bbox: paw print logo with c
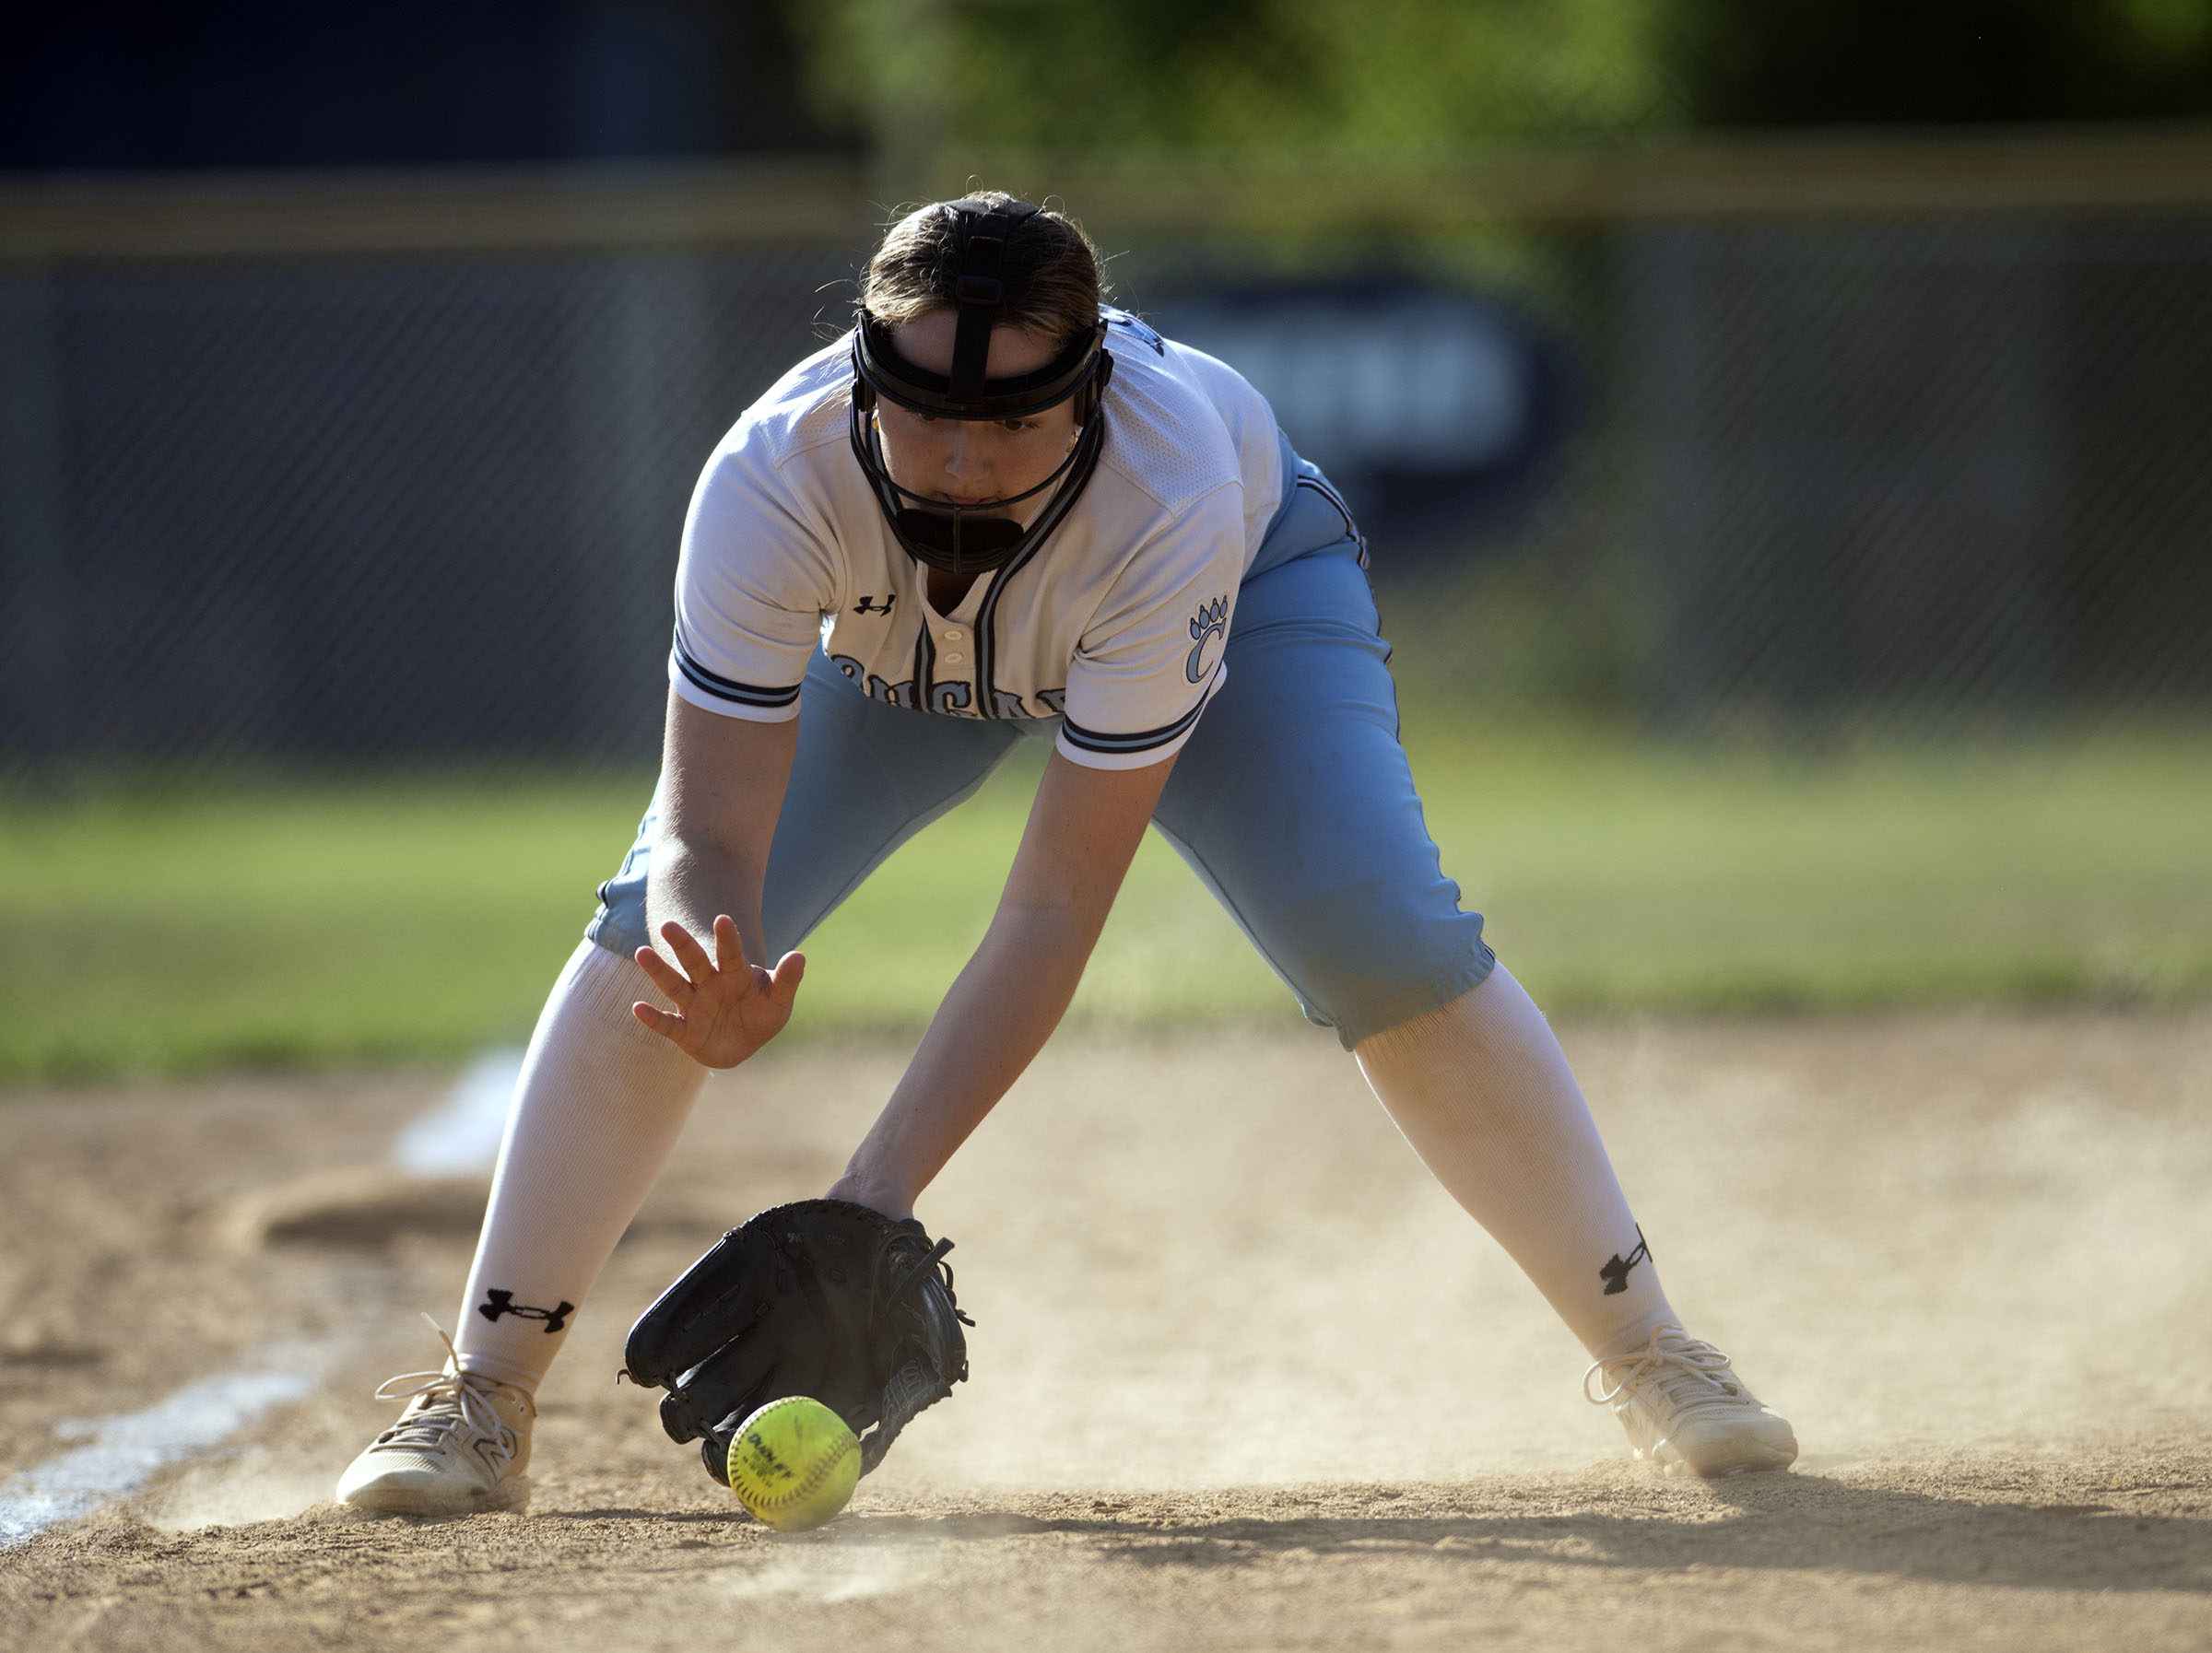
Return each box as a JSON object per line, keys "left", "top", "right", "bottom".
{"left": 1185, "top": 595, "right": 1229, "bottom": 684}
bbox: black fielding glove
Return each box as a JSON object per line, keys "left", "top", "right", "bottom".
{"left": 622, "top": 1199, "right": 971, "bottom": 1483}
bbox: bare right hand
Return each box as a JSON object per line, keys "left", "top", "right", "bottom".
{"left": 632, "top": 915, "right": 806, "bottom": 1070}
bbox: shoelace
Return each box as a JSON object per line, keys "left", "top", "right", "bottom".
{"left": 370, "top": 1318, "right": 510, "bottom": 1455}
{"left": 1583, "top": 1330, "right": 1745, "bottom": 1414}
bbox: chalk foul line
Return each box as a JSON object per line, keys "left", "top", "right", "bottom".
{"left": 0, "top": 1345, "right": 326, "bottom": 1549}
{"left": 4, "top": 1045, "right": 522, "bottom": 1548}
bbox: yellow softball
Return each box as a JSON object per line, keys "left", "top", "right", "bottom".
{"left": 725, "top": 1396, "right": 862, "bottom": 1531}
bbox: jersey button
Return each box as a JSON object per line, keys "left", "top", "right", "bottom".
{"left": 943, "top": 651, "right": 965, "bottom": 664}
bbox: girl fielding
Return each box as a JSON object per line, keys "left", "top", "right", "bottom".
{"left": 337, "top": 195, "right": 1795, "bottom": 1512}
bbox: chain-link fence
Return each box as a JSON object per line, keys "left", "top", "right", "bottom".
{"left": 5, "top": 147, "right": 2211, "bottom": 775}
{"left": 0, "top": 241, "right": 858, "bottom": 768}
{"left": 1621, "top": 215, "right": 2212, "bottom": 734}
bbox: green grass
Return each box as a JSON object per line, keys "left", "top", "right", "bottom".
{"left": 4, "top": 719, "right": 2209, "bottom": 1082}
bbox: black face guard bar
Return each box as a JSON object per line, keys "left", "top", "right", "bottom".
{"left": 853, "top": 312, "right": 1109, "bottom": 423}
{"left": 846, "top": 198, "right": 1115, "bottom": 579}
{"left": 847, "top": 395, "right": 1106, "bottom": 577}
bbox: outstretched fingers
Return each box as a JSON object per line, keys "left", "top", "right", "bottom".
{"left": 633, "top": 943, "right": 695, "bottom": 1004}
{"left": 712, "top": 913, "right": 753, "bottom": 979}
{"left": 631, "top": 920, "right": 721, "bottom": 1048}
{"left": 768, "top": 949, "right": 806, "bottom": 1008}
{"left": 660, "top": 919, "right": 718, "bottom": 985}
{"left": 630, "top": 997, "right": 685, "bottom": 1037}
{"left": 629, "top": 920, "right": 804, "bottom": 1066}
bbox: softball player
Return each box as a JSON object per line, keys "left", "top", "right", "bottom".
{"left": 337, "top": 194, "right": 1796, "bottom": 1513}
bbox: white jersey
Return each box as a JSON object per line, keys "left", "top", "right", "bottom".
{"left": 667, "top": 309, "right": 1284, "bottom": 770}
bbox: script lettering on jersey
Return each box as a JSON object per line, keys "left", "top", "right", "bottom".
{"left": 853, "top": 594, "right": 896, "bottom": 615}
{"left": 1185, "top": 595, "right": 1230, "bottom": 684}
{"left": 828, "top": 655, "right": 921, "bottom": 708}
{"left": 832, "top": 653, "right": 1061, "bottom": 721}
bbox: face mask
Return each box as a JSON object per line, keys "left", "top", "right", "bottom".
{"left": 846, "top": 198, "right": 1114, "bottom": 579}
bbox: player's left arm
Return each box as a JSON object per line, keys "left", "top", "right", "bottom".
{"left": 827, "top": 747, "right": 1173, "bottom": 1218}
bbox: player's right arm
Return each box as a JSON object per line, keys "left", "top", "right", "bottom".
{"left": 630, "top": 357, "right": 844, "bottom": 1069}
{"left": 630, "top": 689, "right": 806, "bottom": 1070}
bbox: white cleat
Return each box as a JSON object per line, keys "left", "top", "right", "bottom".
{"left": 1584, "top": 1325, "right": 1797, "bottom": 1478}
{"left": 336, "top": 1324, "right": 535, "bottom": 1515}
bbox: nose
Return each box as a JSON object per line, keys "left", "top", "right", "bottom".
{"left": 940, "top": 425, "right": 992, "bottom": 491}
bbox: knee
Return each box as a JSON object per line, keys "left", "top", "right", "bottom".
{"left": 1261, "top": 879, "right": 1495, "bottom": 1050}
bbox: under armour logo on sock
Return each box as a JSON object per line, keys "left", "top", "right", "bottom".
{"left": 477, "top": 1288, "right": 574, "bottom": 1334}
{"left": 1598, "top": 1228, "right": 1652, "bottom": 1296}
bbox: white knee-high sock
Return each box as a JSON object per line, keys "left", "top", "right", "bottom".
{"left": 1355, "top": 965, "right": 1677, "bottom": 1359}
{"left": 453, "top": 940, "right": 709, "bottom": 1391}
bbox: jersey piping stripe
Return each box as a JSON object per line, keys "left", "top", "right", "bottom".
{"left": 672, "top": 630, "right": 803, "bottom": 709}
{"left": 975, "top": 413, "right": 1106, "bottom": 716}
{"left": 1295, "top": 474, "right": 1370, "bottom": 569}
{"left": 1058, "top": 677, "right": 1214, "bottom": 755}
{"left": 972, "top": 545, "right": 1027, "bottom": 716}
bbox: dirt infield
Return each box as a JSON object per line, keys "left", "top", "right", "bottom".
{"left": 3, "top": 1012, "right": 2208, "bottom": 1651}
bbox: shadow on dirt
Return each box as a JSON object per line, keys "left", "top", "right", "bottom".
{"left": 819, "top": 1476, "right": 2212, "bottom": 1595}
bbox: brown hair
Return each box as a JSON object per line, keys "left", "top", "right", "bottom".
{"left": 860, "top": 192, "right": 1105, "bottom": 350}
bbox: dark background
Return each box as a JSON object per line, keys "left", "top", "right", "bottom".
{"left": 5, "top": 1, "right": 2211, "bottom": 763}
{"left": 7, "top": 0, "right": 2212, "bottom": 174}
{"left": 0, "top": 0, "right": 852, "bottom": 170}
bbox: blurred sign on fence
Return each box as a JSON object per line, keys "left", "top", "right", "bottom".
{"left": 1152, "top": 280, "right": 1580, "bottom": 556}
{"left": 3, "top": 133, "right": 2210, "bottom": 768}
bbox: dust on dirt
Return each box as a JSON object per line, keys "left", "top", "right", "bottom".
{"left": 2, "top": 1012, "right": 2208, "bottom": 1651}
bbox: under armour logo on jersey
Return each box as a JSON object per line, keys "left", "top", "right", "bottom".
{"left": 1185, "top": 595, "right": 1229, "bottom": 684}
{"left": 1597, "top": 1229, "right": 1652, "bottom": 1296}
{"left": 478, "top": 1289, "right": 575, "bottom": 1333}
{"left": 853, "top": 594, "right": 896, "bottom": 615}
